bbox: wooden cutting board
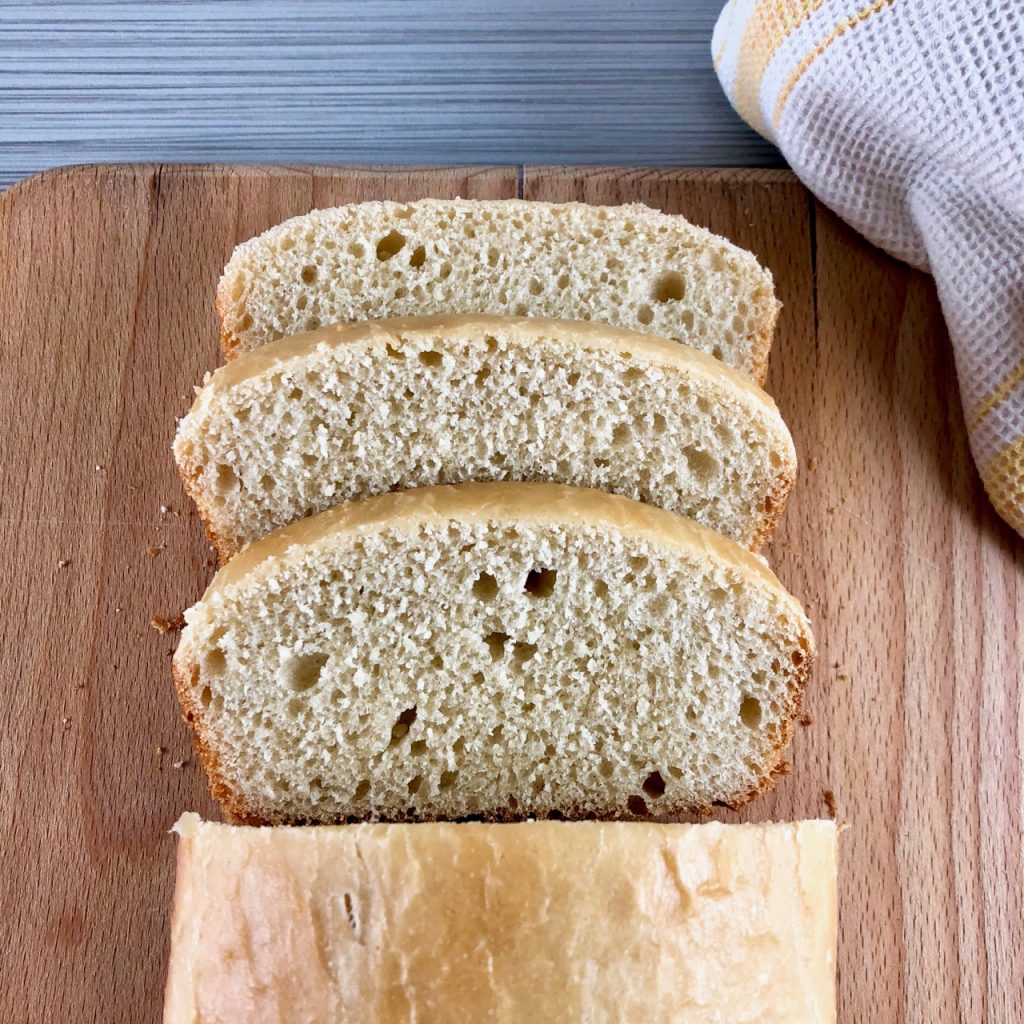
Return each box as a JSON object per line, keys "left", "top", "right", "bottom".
{"left": 0, "top": 165, "right": 1020, "bottom": 1023}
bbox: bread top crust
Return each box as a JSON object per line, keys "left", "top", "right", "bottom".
{"left": 193, "top": 481, "right": 808, "bottom": 626}
{"left": 192, "top": 313, "right": 780, "bottom": 413}
{"left": 165, "top": 814, "right": 837, "bottom": 1024}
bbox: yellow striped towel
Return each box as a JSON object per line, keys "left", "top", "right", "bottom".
{"left": 714, "top": 0, "right": 1024, "bottom": 534}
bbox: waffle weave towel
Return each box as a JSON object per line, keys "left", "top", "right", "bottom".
{"left": 713, "top": 0, "right": 1024, "bottom": 534}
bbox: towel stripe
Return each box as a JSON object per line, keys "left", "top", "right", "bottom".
{"left": 969, "top": 353, "right": 1024, "bottom": 429}
{"left": 980, "top": 434, "right": 1024, "bottom": 534}
{"left": 729, "top": 0, "right": 830, "bottom": 136}
{"left": 771, "top": 0, "right": 898, "bottom": 131}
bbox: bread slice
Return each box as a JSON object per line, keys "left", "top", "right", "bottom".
{"left": 165, "top": 814, "right": 838, "bottom": 1024}
{"left": 216, "top": 199, "right": 780, "bottom": 382}
{"left": 173, "top": 482, "right": 814, "bottom": 824}
{"left": 175, "top": 315, "right": 797, "bottom": 561}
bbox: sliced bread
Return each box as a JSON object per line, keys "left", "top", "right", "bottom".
{"left": 165, "top": 814, "right": 838, "bottom": 1024}
{"left": 216, "top": 199, "right": 779, "bottom": 381}
{"left": 173, "top": 482, "right": 815, "bottom": 825}
{"left": 175, "top": 315, "right": 797, "bottom": 561}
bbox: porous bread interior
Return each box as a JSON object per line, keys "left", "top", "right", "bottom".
{"left": 175, "top": 326, "right": 795, "bottom": 557}
{"left": 218, "top": 200, "right": 777, "bottom": 379}
{"left": 177, "top": 519, "right": 811, "bottom": 824}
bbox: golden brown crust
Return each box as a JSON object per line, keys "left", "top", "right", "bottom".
{"left": 748, "top": 295, "right": 781, "bottom": 387}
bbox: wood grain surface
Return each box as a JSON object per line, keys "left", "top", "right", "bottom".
{"left": 0, "top": 163, "right": 1020, "bottom": 1023}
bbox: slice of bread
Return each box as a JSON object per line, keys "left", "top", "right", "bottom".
{"left": 175, "top": 315, "right": 797, "bottom": 561}
{"left": 173, "top": 482, "right": 814, "bottom": 825}
{"left": 216, "top": 199, "right": 779, "bottom": 382}
{"left": 165, "top": 814, "right": 838, "bottom": 1024}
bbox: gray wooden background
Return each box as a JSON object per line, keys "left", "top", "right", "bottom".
{"left": 0, "top": 0, "right": 780, "bottom": 190}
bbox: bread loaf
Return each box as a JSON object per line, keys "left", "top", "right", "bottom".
{"left": 216, "top": 199, "right": 779, "bottom": 381}
{"left": 173, "top": 482, "right": 814, "bottom": 824}
{"left": 175, "top": 315, "right": 796, "bottom": 560}
{"left": 165, "top": 814, "right": 838, "bottom": 1024}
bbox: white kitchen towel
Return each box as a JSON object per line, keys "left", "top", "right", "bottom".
{"left": 713, "top": 0, "right": 1024, "bottom": 534}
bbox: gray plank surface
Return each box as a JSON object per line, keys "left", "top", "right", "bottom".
{"left": 0, "top": 0, "right": 781, "bottom": 190}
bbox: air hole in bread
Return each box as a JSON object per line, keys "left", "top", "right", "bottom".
{"left": 513, "top": 641, "right": 537, "bottom": 664}
{"left": 438, "top": 261, "right": 452, "bottom": 281}
{"left": 452, "top": 736, "right": 466, "bottom": 755}
{"left": 652, "top": 412, "right": 668, "bottom": 435}
{"left": 612, "top": 423, "right": 632, "bottom": 448}
{"left": 214, "top": 464, "right": 239, "bottom": 494}
{"left": 642, "top": 770, "right": 666, "bottom": 798}
{"left": 385, "top": 342, "right": 405, "bottom": 360}
{"left": 712, "top": 345, "right": 724, "bottom": 360}
{"left": 637, "top": 304, "right": 654, "bottom": 326}
{"left": 418, "top": 350, "right": 443, "bottom": 368}
{"left": 567, "top": 371, "right": 581, "bottom": 386}
{"left": 472, "top": 571, "right": 498, "bottom": 601}
{"left": 667, "top": 765, "right": 683, "bottom": 780}
{"left": 683, "top": 445, "right": 718, "bottom": 482}
{"left": 489, "top": 724, "right": 503, "bottom": 745}
{"left": 528, "top": 279, "right": 543, "bottom": 296}
{"left": 354, "top": 779, "right": 370, "bottom": 800}
{"left": 627, "top": 794, "right": 649, "bottom": 815}
{"left": 599, "top": 759, "right": 614, "bottom": 778}
{"left": 348, "top": 242, "right": 365, "bottom": 258}
{"left": 483, "top": 631, "right": 509, "bottom": 661}
{"left": 439, "top": 770, "right": 458, "bottom": 789}
{"left": 389, "top": 706, "right": 418, "bottom": 746}
{"left": 740, "top": 696, "right": 762, "bottom": 729}
{"left": 653, "top": 271, "right": 685, "bottom": 303}
{"left": 524, "top": 568, "right": 557, "bottom": 598}
{"left": 343, "top": 892, "right": 358, "bottom": 934}
{"left": 300, "top": 265, "right": 318, "bottom": 284}
{"left": 430, "top": 654, "right": 444, "bottom": 670}
{"left": 281, "top": 651, "right": 329, "bottom": 693}
{"left": 199, "top": 685, "right": 213, "bottom": 709}
{"left": 278, "top": 236, "right": 295, "bottom": 252}
{"left": 557, "top": 273, "right": 570, "bottom": 290}
{"left": 594, "top": 578, "right": 609, "bottom": 599}
{"left": 474, "top": 364, "right": 491, "bottom": 386}
{"left": 487, "top": 247, "right": 499, "bottom": 268}
{"left": 407, "top": 774, "right": 423, "bottom": 794}
{"left": 409, "top": 245, "right": 427, "bottom": 269}
{"left": 410, "top": 740, "right": 427, "bottom": 756}
{"left": 204, "top": 647, "right": 227, "bottom": 677}
{"left": 376, "top": 230, "right": 407, "bottom": 261}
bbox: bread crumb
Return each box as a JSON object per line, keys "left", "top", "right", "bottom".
{"left": 147, "top": 545, "right": 164, "bottom": 557}
{"left": 826, "top": 506, "right": 837, "bottom": 515}
{"left": 799, "top": 713, "right": 813, "bottom": 726}
{"left": 57, "top": 559, "right": 71, "bottom": 569}
{"left": 159, "top": 505, "right": 170, "bottom": 515}
{"left": 807, "top": 457, "right": 818, "bottom": 471}
{"left": 156, "top": 745, "right": 166, "bottom": 756}
{"left": 62, "top": 717, "right": 72, "bottom": 729}
{"left": 94, "top": 464, "right": 103, "bottom": 472}
{"left": 172, "top": 759, "right": 189, "bottom": 770}
{"left": 151, "top": 613, "right": 186, "bottom": 634}
{"left": 823, "top": 789, "right": 838, "bottom": 818}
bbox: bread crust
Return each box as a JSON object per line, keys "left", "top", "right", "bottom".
{"left": 172, "top": 482, "right": 815, "bottom": 825}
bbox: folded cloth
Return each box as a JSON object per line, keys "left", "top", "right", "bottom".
{"left": 713, "top": 0, "right": 1024, "bottom": 534}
